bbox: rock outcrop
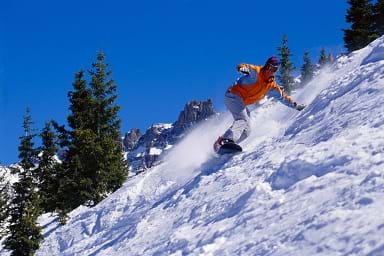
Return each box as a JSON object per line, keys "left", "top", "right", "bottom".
{"left": 123, "top": 99, "right": 215, "bottom": 174}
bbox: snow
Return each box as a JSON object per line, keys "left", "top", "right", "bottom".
{"left": 131, "top": 145, "right": 147, "bottom": 158}
{"left": 149, "top": 147, "right": 162, "bottom": 155}
{"left": 0, "top": 165, "right": 18, "bottom": 185}
{"left": 2, "top": 36, "right": 384, "bottom": 255}
{"left": 152, "top": 123, "right": 173, "bottom": 131}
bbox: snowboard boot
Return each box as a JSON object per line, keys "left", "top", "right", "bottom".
{"left": 213, "top": 136, "right": 235, "bottom": 152}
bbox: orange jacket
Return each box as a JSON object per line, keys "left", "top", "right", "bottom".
{"left": 229, "top": 64, "right": 296, "bottom": 106}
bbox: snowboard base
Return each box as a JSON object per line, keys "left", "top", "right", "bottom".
{"left": 217, "top": 143, "right": 243, "bottom": 155}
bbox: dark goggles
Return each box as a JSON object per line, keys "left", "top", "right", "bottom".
{"left": 266, "top": 63, "right": 278, "bottom": 72}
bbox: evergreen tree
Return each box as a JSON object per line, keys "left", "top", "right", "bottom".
{"left": 277, "top": 34, "right": 295, "bottom": 94}
{"left": 318, "top": 48, "right": 329, "bottom": 67}
{"left": 343, "top": 0, "right": 378, "bottom": 52}
{"left": 4, "top": 108, "right": 43, "bottom": 256}
{"left": 36, "top": 121, "right": 60, "bottom": 213}
{"left": 55, "top": 54, "right": 128, "bottom": 223}
{"left": 56, "top": 128, "right": 95, "bottom": 223}
{"left": 51, "top": 120, "right": 70, "bottom": 150}
{"left": 54, "top": 70, "right": 93, "bottom": 223}
{"left": 67, "top": 70, "right": 93, "bottom": 131}
{"left": 300, "top": 51, "right": 315, "bottom": 86}
{"left": 87, "top": 52, "right": 127, "bottom": 204}
{"left": 373, "top": 0, "right": 384, "bottom": 36}
{"left": 318, "top": 48, "right": 334, "bottom": 68}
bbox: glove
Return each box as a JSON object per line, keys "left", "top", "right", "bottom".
{"left": 294, "top": 103, "right": 306, "bottom": 111}
{"left": 238, "top": 65, "right": 250, "bottom": 74}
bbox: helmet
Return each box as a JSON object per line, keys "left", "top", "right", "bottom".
{"left": 265, "top": 55, "right": 279, "bottom": 68}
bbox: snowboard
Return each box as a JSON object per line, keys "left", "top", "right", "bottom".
{"left": 217, "top": 142, "right": 243, "bottom": 155}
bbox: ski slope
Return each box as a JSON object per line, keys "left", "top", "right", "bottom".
{"left": 3, "top": 36, "right": 384, "bottom": 256}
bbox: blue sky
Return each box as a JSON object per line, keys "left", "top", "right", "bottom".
{"left": 0, "top": 0, "right": 348, "bottom": 164}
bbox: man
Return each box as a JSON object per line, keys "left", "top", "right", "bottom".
{"left": 214, "top": 56, "right": 305, "bottom": 152}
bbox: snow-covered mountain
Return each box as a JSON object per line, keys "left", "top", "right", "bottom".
{"left": 3, "top": 36, "right": 384, "bottom": 255}
{"left": 123, "top": 99, "right": 215, "bottom": 174}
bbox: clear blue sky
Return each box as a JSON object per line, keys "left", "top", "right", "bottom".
{"left": 0, "top": 0, "right": 348, "bottom": 164}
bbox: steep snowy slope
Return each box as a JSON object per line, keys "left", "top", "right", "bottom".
{"left": 3, "top": 37, "right": 384, "bottom": 256}
{"left": 37, "top": 37, "right": 384, "bottom": 256}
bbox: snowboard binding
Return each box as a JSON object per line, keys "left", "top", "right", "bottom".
{"left": 214, "top": 136, "right": 243, "bottom": 155}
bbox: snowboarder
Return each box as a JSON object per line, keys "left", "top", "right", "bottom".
{"left": 214, "top": 56, "right": 305, "bottom": 153}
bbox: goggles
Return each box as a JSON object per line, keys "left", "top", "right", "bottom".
{"left": 265, "top": 63, "right": 278, "bottom": 72}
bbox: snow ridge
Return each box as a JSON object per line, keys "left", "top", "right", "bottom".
{"left": 3, "top": 37, "right": 384, "bottom": 256}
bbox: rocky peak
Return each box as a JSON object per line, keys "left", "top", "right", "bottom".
{"left": 135, "top": 123, "right": 173, "bottom": 149}
{"left": 173, "top": 99, "right": 214, "bottom": 136}
{"left": 123, "top": 128, "right": 141, "bottom": 151}
{"left": 125, "top": 99, "right": 215, "bottom": 174}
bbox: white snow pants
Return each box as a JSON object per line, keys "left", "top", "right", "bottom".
{"left": 223, "top": 91, "right": 251, "bottom": 143}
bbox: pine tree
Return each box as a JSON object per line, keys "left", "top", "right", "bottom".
{"left": 373, "top": 0, "right": 384, "bottom": 36}
{"left": 55, "top": 54, "right": 128, "bottom": 223}
{"left": 4, "top": 108, "right": 43, "bottom": 256}
{"left": 54, "top": 70, "right": 93, "bottom": 223}
{"left": 319, "top": 48, "right": 328, "bottom": 67}
{"left": 343, "top": 0, "right": 378, "bottom": 52}
{"left": 87, "top": 52, "right": 128, "bottom": 204}
{"left": 36, "top": 121, "right": 60, "bottom": 213}
{"left": 277, "top": 34, "right": 295, "bottom": 94}
{"left": 67, "top": 70, "right": 93, "bottom": 131}
{"left": 300, "top": 51, "right": 315, "bottom": 86}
